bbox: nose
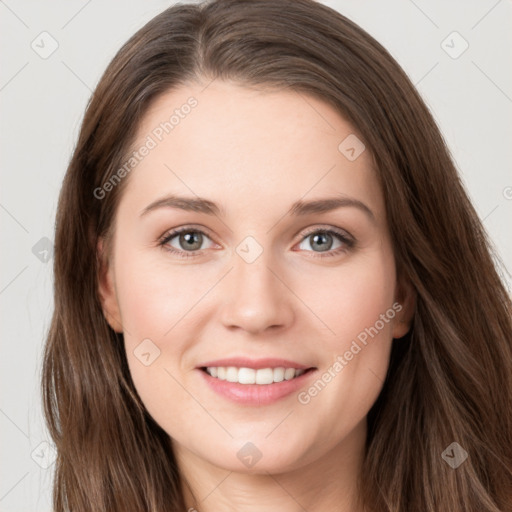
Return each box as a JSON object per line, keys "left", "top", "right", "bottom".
{"left": 219, "top": 246, "right": 295, "bottom": 335}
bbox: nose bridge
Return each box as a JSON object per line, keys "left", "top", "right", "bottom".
{"left": 234, "top": 238, "right": 275, "bottom": 293}
{"left": 219, "top": 234, "right": 294, "bottom": 333}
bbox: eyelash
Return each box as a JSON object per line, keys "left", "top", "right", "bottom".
{"left": 158, "top": 225, "right": 355, "bottom": 260}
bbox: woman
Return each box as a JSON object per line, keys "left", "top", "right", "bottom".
{"left": 41, "top": 0, "right": 512, "bottom": 510}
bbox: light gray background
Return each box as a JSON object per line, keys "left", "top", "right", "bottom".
{"left": 1, "top": 1, "right": 511, "bottom": 510}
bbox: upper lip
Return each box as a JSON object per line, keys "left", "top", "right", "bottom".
{"left": 196, "top": 357, "right": 315, "bottom": 370}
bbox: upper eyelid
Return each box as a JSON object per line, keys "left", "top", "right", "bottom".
{"left": 299, "top": 224, "right": 352, "bottom": 238}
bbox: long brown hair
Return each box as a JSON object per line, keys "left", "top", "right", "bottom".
{"left": 41, "top": 0, "right": 512, "bottom": 510}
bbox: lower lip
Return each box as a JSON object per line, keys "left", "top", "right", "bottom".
{"left": 197, "top": 368, "right": 316, "bottom": 405}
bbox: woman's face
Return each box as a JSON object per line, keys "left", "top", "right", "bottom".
{"left": 99, "top": 80, "right": 414, "bottom": 474}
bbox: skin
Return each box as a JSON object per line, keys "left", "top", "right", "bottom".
{"left": 98, "top": 79, "right": 415, "bottom": 512}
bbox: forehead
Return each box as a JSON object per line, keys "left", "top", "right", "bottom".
{"left": 118, "top": 79, "right": 384, "bottom": 222}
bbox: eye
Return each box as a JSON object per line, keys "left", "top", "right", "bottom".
{"left": 295, "top": 227, "right": 354, "bottom": 258}
{"left": 158, "top": 226, "right": 355, "bottom": 259}
{"left": 158, "top": 226, "right": 216, "bottom": 259}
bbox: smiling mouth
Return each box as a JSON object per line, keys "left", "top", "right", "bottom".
{"left": 200, "top": 366, "right": 316, "bottom": 385}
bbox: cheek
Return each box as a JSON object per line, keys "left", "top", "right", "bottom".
{"left": 115, "top": 238, "right": 396, "bottom": 386}
{"left": 115, "top": 252, "right": 212, "bottom": 340}
{"left": 113, "top": 249, "right": 225, "bottom": 392}
{"left": 295, "top": 246, "right": 398, "bottom": 348}
{"left": 115, "top": 239, "right": 398, "bottom": 371}
{"left": 290, "top": 245, "right": 397, "bottom": 416}
{"left": 113, "top": 254, "right": 205, "bottom": 428}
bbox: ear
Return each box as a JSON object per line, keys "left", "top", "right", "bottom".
{"left": 391, "top": 273, "right": 416, "bottom": 340}
{"left": 97, "top": 237, "right": 123, "bottom": 333}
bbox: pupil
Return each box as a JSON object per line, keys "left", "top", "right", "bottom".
{"left": 182, "top": 232, "right": 201, "bottom": 250}
{"left": 312, "top": 233, "right": 332, "bottom": 252}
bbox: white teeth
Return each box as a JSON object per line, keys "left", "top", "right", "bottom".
{"left": 226, "top": 366, "right": 238, "bottom": 382}
{"left": 205, "top": 366, "right": 307, "bottom": 384}
{"left": 238, "top": 367, "right": 256, "bottom": 384}
{"left": 284, "top": 368, "right": 296, "bottom": 380}
{"left": 273, "top": 367, "right": 285, "bottom": 382}
{"left": 256, "top": 368, "right": 273, "bottom": 385}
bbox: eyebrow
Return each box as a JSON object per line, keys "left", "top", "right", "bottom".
{"left": 139, "top": 194, "right": 376, "bottom": 223}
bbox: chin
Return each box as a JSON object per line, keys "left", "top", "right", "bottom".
{"left": 202, "top": 439, "right": 311, "bottom": 475}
